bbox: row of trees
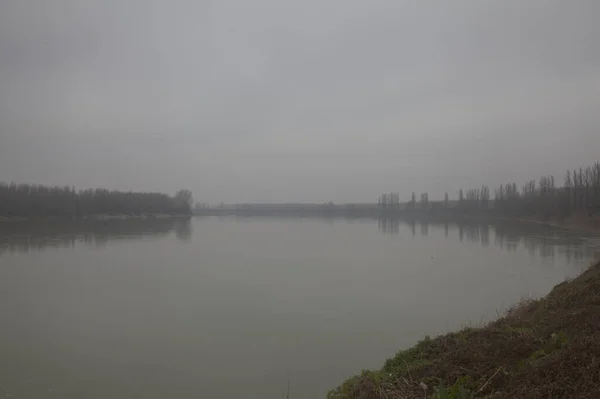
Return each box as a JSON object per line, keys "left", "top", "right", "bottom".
{"left": 564, "top": 165, "right": 600, "bottom": 214}
{"left": 458, "top": 185, "right": 491, "bottom": 210}
{"left": 459, "top": 162, "right": 600, "bottom": 217}
{"left": 377, "top": 161, "right": 600, "bottom": 218}
{"left": 380, "top": 192, "right": 433, "bottom": 210}
{"left": 379, "top": 192, "right": 432, "bottom": 209}
{"left": 378, "top": 192, "right": 402, "bottom": 209}
{"left": 0, "top": 183, "right": 193, "bottom": 217}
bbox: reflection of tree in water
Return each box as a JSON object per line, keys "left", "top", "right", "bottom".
{"left": 421, "top": 220, "right": 429, "bottom": 237}
{"left": 539, "top": 237, "right": 555, "bottom": 258}
{"left": 377, "top": 216, "right": 594, "bottom": 265}
{"left": 523, "top": 239, "right": 536, "bottom": 257}
{"left": 561, "top": 246, "right": 586, "bottom": 264}
{"left": 0, "top": 218, "right": 192, "bottom": 254}
{"left": 494, "top": 222, "right": 523, "bottom": 253}
{"left": 491, "top": 221, "right": 594, "bottom": 263}
{"left": 174, "top": 219, "right": 193, "bottom": 241}
{"left": 558, "top": 237, "right": 600, "bottom": 264}
{"left": 494, "top": 221, "right": 575, "bottom": 259}
{"left": 1, "top": 236, "right": 78, "bottom": 254}
{"left": 464, "top": 224, "right": 479, "bottom": 243}
{"left": 378, "top": 218, "right": 400, "bottom": 236}
{"left": 480, "top": 224, "right": 490, "bottom": 246}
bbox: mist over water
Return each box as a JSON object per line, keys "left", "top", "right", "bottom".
{"left": 1, "top": 1, "right": 600, "bottom": 397}
{"left": 1, "top": 217, "right": 597, "bottom": 398}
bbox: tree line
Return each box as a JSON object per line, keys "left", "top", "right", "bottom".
{"left": 461, "top": 162, "right": 600, "bottom": 217}
{"left": 379, "top": 192, "right": 428, "bottom": 209}
{"left": 378, "top": 192, "right": 401, "bottom": 209}
{"left": 378, "top": 161, "right": 600, "bottom": 218}
{"left": 0, "top": 182, "right": 193, "bottom": 218}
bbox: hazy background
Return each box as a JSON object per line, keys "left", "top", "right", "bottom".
{"left": 1, "top": 0, "right": 599, "bottom": 203}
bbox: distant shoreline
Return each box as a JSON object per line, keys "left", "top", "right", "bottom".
{"left": 0, "top": 214, "right": 192, "bottom": 222}
{"left": 194, "top": 206, "right": 600, "bottom": 232}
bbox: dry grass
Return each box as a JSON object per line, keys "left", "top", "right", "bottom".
{"left": 328, "top": 260, "right": 600, "bottom": 398}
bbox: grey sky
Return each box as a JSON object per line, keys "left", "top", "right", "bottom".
{"left": 1, "top": 0, "right": 599, "bottom": 203}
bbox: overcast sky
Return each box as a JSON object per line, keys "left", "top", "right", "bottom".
{"left": 1, "top": 1, "right": 599, "bottom": 203}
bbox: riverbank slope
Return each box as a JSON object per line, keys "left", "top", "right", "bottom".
{"left": 328, "top": 260, "right": 600, "bottom": 398}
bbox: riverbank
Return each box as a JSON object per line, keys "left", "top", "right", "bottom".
{"left": 328, "top": 259, "right": 600, "bottom": 398}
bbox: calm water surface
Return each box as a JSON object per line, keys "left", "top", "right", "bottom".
{"left": 1, "top": 217, "right": 599, "bottom": 398}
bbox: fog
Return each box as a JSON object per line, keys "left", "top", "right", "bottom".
{"left": 1, "top": 0, "right": 599, "bottom": 203}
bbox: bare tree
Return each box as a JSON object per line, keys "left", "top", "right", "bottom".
{"left": 175, "top": 189, "right": 194, "bottom": 211}
{"left": 480, "top": 185, "right": 490, "bottom": 209}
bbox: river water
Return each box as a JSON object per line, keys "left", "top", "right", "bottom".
{"left": 1, "top": 216, "right": 598, "bottom": 398}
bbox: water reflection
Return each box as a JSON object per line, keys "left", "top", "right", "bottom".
{"left": 0, "top": 218, "right": 192, "bottom": 254}
{"left": 0, "top": 215, "right": 598, "bottom": 399}
{"left": 378, "top": 218, "right": 400, "bottom": 236}
{"left": 3, "top": 216, "right": 597, "bottom": 265}
{"left": 174, "top": 219, "right": 193, "bottom": 241}
{"left": 421, "top": 220, "right": 429, "bottom": 237}
{"left": 378, "top": 217, "right": 600, "bottom": 264}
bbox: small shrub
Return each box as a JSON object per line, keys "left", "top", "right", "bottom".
{"left": 435, "top": 377, "right": 474, "bottom": 399}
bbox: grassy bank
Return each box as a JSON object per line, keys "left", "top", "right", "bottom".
{"left": 328, "top": 260, "right": 600, "bottom": 398}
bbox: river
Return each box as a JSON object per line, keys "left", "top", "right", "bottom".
{"left": 0, "top": 216, "right": 598, "bottom": 398}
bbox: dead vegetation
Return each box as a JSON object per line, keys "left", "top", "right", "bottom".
{"left": 328, "top": 260, "right": 600, "bottom": 398}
